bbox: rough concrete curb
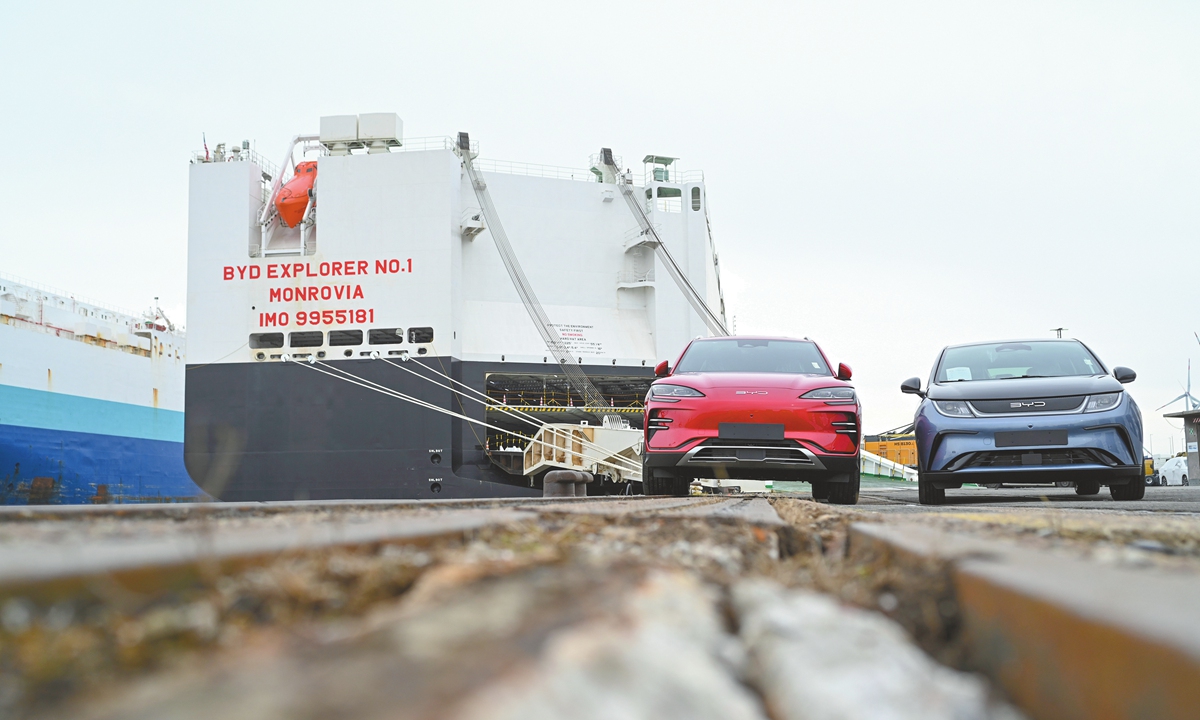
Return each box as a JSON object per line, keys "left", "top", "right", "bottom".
{"left": 0, "top": 509, "right": 535, "bottom": 597}
{"left": 848, "top": 522, "right": 1200, "bottom": 720}
{"left": 732, "top": 579, "right": 995, "bottom": 720}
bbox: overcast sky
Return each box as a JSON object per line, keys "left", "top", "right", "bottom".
{"left": 1, "top": 1, "right": 1196, "bottom": 450}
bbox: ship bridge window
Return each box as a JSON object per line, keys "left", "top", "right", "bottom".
{"left": 329, "top": 330, "right": 363, "bottom": 346}
{"left": 691, "top": 187, "right": 701, "bottom": 211}
{"left": 289, "top": 331, "right": 324, "bottom": 347}
{"left": 369, "top": 328, "right": 405, "bottom": 345}
{"left": 650, "top": 187, "right": 681, "bottom": 213}
{"left": 249, "top": 332, "right": 284, "bottom": 349}
{"left": 408, "top": 327, "right": 434, "bottom": 344}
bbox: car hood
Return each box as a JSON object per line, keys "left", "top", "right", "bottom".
{"left": 662, "top": 372, "right": 845, "bottom": 392}
{"left": 927, "top": 375, "right": 1123, "bottom": 401}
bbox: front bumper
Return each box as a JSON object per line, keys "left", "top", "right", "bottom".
{"left": 921, "top": 466, "right": 1142, "bottom": 489}
{"left": 643, "top": 441, "right": 859, "bottom": 482}
{"left": 914, "top": 398, "right": 1142, "bottom": 486}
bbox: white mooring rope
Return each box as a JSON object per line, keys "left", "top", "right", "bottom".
{"left": 289, "top": 357, "right": 643, "bottom": 475}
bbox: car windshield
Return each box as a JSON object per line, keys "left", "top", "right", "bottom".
{"left": 935, "top": 341, "right": 1103, "bottom": 382}
{"left": 675, "top": 339, "right": 831, "bottom": 375}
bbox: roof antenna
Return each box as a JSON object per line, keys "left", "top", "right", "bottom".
{"left": 1050, "top": 327, "right": 1067, "bottom": 339}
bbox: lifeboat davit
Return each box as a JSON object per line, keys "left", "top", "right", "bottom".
{"left": 275, "top": 161, "right": 317, "bottom": 227}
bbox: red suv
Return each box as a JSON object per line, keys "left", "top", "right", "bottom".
{"left": 642, "top": 336, "right": 861, "bottom": 504}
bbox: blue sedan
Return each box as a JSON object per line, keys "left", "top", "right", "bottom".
{"left": 900, "top": 339, "right": 1143, "bottom": 505}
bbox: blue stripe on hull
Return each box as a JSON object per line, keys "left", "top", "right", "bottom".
{"left": 0, "top": 383, "right": 183, "bottom": 442}
{"left": 0, "top": 423, "right": 206, "bottom": 505}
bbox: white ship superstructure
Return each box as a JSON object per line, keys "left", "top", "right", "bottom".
{"left": 185, "top": 114, "right": 726, "bottom": 500}
{"left": 0, "top": 274, "right": 199, "bottom": 503}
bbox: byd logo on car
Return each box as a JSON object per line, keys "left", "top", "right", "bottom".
{"left": 736, "top": 390, "right": 769, "bottom": 395}
{"left": 1010, "top": 401, "right": 1047, "bottom": 408}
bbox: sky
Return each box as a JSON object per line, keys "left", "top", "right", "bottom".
{"left": 1, "top": 1, "right": 1197, "bottom": 451}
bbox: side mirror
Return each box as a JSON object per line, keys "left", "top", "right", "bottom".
{"left": 1113, "top": 366, "right": 1136, "bottom": 384}
{"left": 900, "top": 377, "right": 926, "bottom": 398}
{"left": 836, "top": 363, "right": 852, "bottom": 381}
{"left": 654, "top": 360, "right": 670, "bottom": 377}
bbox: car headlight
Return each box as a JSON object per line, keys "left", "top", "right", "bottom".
{"left": 801, "top": 387, "right": 857, "bottom": 401}
{"left": 1084, "top": 392, "right": 1121, "bottom": 413}
{"left": 648, "top": 384, "right": 705, "bottom": 402}
{"left": 933, "top": 400, "right": 973, "bottom": 417}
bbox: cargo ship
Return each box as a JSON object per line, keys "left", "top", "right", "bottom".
{"left": 0, "top": 275, "right": 203, "bottom": 504}
{"left": 185, "top": 114, "right": 728, "bottom": 500}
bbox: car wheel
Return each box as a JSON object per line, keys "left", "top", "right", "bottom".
{"left": 827, "top": 466, "right": 860, "bottom": 505}
{"left": 1110, "top": 477, "right": 1146, "bottom": 501}
{"left": 1056, "top": 481, "right": 1074, "bottom": 488}
{"left": 810, "top": 481, "right": 830, "bottom": 501}
{"left": 983, "top": 483, "right": 1001, "bottom": 489}
{"left": 918, "top": 473, "right": 945, "bottom": 505}
{"left": 641, "top": 457, "right": 661, "bottom": 495}
{"left": 1183, "top": 476, "right": 1189, "bottom": 487}
{"left": 666, "top": 474, "right": 693, "bottom": 497}
{"left": 1075, "top": 480, "right": 1100, "bottom": 496}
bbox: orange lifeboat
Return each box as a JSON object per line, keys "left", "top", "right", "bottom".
{"left": 275, "top": 161, "right": 317, "bottom": 227}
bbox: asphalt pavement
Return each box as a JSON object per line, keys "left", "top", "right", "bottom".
{"left": 779, "top": 478, "right": 1200, "bottom": 513}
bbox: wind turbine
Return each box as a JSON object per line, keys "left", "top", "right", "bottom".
{"left": 1157, "top": 358, "right": 1200, "bottom": 412}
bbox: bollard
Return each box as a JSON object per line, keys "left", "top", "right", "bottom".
{"left": 543, "top": 470, "right": 593, "bottom": 497}
{"left": 576, "top": 472, "right": 597, "bottom": 497}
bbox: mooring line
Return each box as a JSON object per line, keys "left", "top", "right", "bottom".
{"left": 290, "top": 359, "right": 642, "bottom": 475}
{"left": 378, "top": 357, "right": 638, "bottom": 470}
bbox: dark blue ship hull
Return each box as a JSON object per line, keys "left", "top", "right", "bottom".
{"left": 0, "top": 383, "right": 206, "bottom": 505}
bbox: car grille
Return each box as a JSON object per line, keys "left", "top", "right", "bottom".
{"left": 961, "top": 448, "right": 1118, "bottom": 468}
{"left": 969, "top": 396, "right": 1086, "bottom": 415}
{"left": 687, "top": 440, "right": 816, "bottom": 466}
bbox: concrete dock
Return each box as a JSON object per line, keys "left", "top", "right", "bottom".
{"left": 1, "top": 484, "right": 1197, "bottom": 719}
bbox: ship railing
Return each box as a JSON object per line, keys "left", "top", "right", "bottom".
{"left": 0, "top": 271, "right": 143, "bottom": 321}
{"left": 623, "top": 222, "right": 663, "bottom": 249}
{"left": 381, "top": 136, "right": 598, "bottom": 184}
{"left": 191, "top": 147, "right": 280, "bottom": 182}
{"left": 391, "top": 135, "right": 478, "bottom": 154}
{"left": 193, "top": 134, "right": 703, "bottom": 189}
{"left": 634, "top": 168, "right": 705, "bottom": 186}
{"left": 475, "top": 158, "right": 604, "bottom": 183}
{"left": 616, "top": 269, "right": 655, "bottom": 286}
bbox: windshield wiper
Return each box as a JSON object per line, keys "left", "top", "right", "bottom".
{"left": 997, "top": 374, "right": 1053, "bottom": 380}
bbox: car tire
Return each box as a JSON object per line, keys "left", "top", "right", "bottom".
{"left": 666, "top": 474, "right": 693, "bottom": 497}
{"left": 1110, "top": 477, "right": 1146, "bottom": 501}
{"left": 1075, "top": 480, "right": 1100, "bottom": 496}
{"left": 810, "top": 481, "right": 830, "bottom": 501}
{"left": 918, "top": 473, "right": 945, "bottom": 505}
{"left": 1183, "top": 476, "right": 1189, "bottom": 487}
{"left": 983, "top": 483, "right": 1002, "bottom": 489}
{"left": 827, "top": 467, "right": 860, "bottom": 505}
{"left": 641, "top": 457, "right": 661, "bottom": 495}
